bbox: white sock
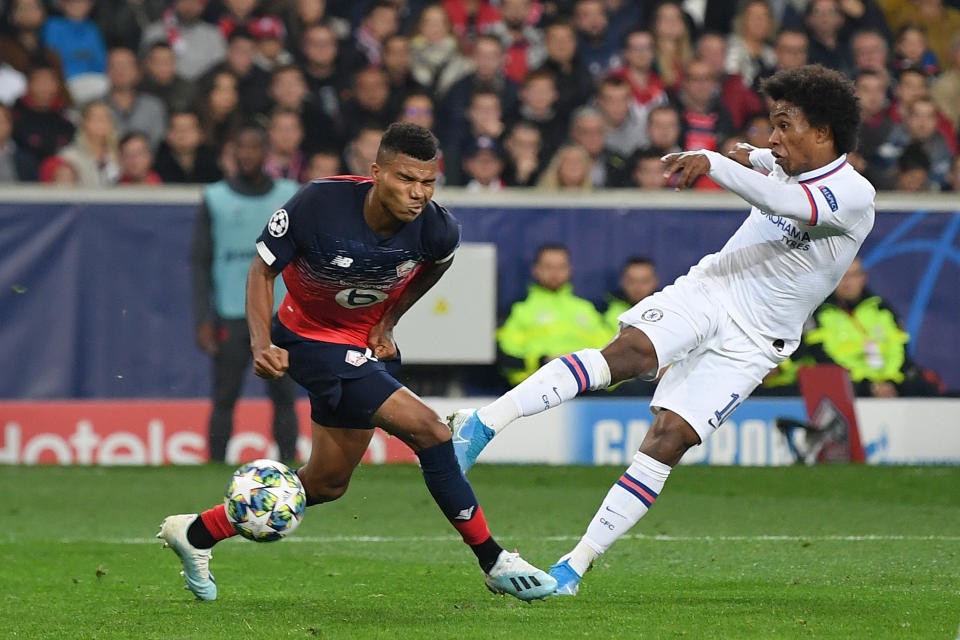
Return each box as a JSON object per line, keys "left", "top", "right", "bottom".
{"left": 477, "top": 349, "right": 611, "bottom": 433}
{"left": 567, "top": 451, "right": 672, "bottom": 575}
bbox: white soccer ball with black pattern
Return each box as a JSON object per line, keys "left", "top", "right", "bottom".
{"left": 224, "top": 459, "right": 306, "bottom": 542}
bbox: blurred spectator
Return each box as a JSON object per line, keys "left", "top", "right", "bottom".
{"left": 353, "top": 1, "right": 399, "bottom": 66}
{"left": 595, "top": 75, "right": 647, "bottom": 158}
{"left": 268, "top": 64, "right": 338, "bottom": 152}
{"left": 609, "top": 29, "right": 668, "bottom": 124}
{"left": 104, "top": 47, "right": 167, "bottom": 149}
{"left": 249, "top": 15, "right": 294, "bottom": 71}
{"left": 382, "top": 34, "right": 426, "bottom": 116}
{"left": 569, "top": 105, "right": 629, "bottom": 187}
{"left": 298, "top": 23, "right": 348, "bottom": 122}
{"left": 496, "top": 244, "right": 608, "bottom": 385}
{"left": 153, "top": 110, "right": 222, "bottom": 183}
{"left": 439, "top": 34, "right": 519, "bottom": 144}
{"left": 190, "top": 124, "right": 300, "bottom": 462}
{"left": 537, "top": 143, "right": 593, "bottom": 191}
{"left": 773, "top": 28, "right": 809, "bottom": 71}
{"left": 11, "top": 65, "right": 75, "bottom": 166}
{"left": 649, "top": 0, "right": 693, "bottom": 91}
{"left": 285, "top": 0, "right": 351, "bottom": 46}
{"left": 673, "top": 58, "right": 735, "bottom": 153}
{"left": 92, "top": 0, "right": 166, "bottom": 51}
{"left": 216, "top": 0, "right": 259, "bottom": 38}
{"left": 343, "top": 125, "right": 383, "bottom": 176}
{"left": 931, "top": 34, "right": 960, "bottom": 126}
{"left": 340, "top": 66, "right": 394, "bottom": 141}
{"left": 300, "top": 147, "right": 341, "bottom": 182}
{"left": 603, "top": 0, "right": 644, "bottom": 47}
{"left": 601, "top": 256, "right": 659, "bottom": 334}
{"left": 398, "top": 91, "right": 436, "bottom": 131}
{"left": 139, "top": 42, "right": 197, "bottom": 112}
{"left": 264, "top": 107, "right": 305, "bottom": 181}
{"left": 695, "top": 30, "right": 765, "bottom": 130}
{"left": 853, "top": 69, "right": 894, "bottom": 183}
{"left": 443, "top": 0, "right": 501, "bottom": 50}
{"left": 943, "top": 153, "right": 960, "bottom": 191}
{"left": 742, "top": 112, "right": 771, "bottom": 149}
{"left": 572, "top": 0, "right": 618, "bottom": 78}
{"left": 538, "top": 20, "right": 595, "bottom": 121}
{"left": 42, "top": 0, "right": 109, "bottom": 103}
{"left": 201, "top": 28, "right": 271, "bottom": 118}
{"left": 0, "top": 0, "right": 63, "bottom": 74}
{"left": 0, "top": 62, "right": 27, "bottom": 107}
{"left": 38, "top": 154, "right": 79, "bottom": 184}
{"left": 804, "top": 0, "right": 852, "bottom": 75}
{"left": 878, "top": 97, "right": 953, "bottom": 187}
{"left": 725, "top": 0, "right": 777, "bottom": 91}
{"left": 197, "top": 70, "right": 243, "bottom": 150}
{"left": 0, "top": 103, "right": 37, "bottom": 182}
{"left": 410, "top": 3, "right": 471, "bottom": 98}
{"left": 445, "top": 88, "right": 503, "bottom": 184}
{"left": 630, "top": 148, "right": 668, "bottom": 189}
{"left": 892, "top": 23, "right": 939, "bottom": 76}
{"left": 508, "top": 69, "right": 566, "bottom": 163}
{"left": 882, "top": 0, "right": 960, "bottom": 71}
{"left": 850, "top": 28, "right": 891, "bottom": 82}
{"left": 894, "top": 140, "right": 935, "bottom": 191}
{"left": 502, "top": 120, "right": 542, "bottom": 186}
{"left": 462, "top": 135, "right": 506, "bottom": 191}
{"left": 487, "top": 0, "right": 545, "bottom": 84}
{"left": 57, "top": 101, "right": 120, "bottom": 186}
{"left": 889, "top": 66, "right": 957, "bottom": 146}
{"left": 646, "top": 104, "right": 682, "bottom": 155}
{"left": 117, "top": 131, "right": 162, "bottom": 185}
{"left": 141, "top": 0, "right": 227, "bottom": 82}
{"left": 791, "top": 256, "right": 943, "bottom": 396}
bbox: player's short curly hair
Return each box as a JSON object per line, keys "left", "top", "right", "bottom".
{"left": 761, "top": 64, "right": 861, "bottom": 155}
{"left": 378, "top": 122, "right": 439, "bottom": 162}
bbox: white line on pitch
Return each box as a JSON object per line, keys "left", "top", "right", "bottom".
{"left": 46, "top": 533, "right": 960, "bottom": 545}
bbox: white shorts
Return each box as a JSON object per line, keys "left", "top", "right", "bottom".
{"left": 618, "top": 275, "right": 786, "bottom": 443}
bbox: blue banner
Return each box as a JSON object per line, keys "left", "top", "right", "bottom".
{"left": 1, "top": 202, "right": 958, "bottom": 397}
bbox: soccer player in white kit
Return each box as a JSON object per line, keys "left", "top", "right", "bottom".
{"left": 446, "top": 65, "right": 876, "bottom": 595}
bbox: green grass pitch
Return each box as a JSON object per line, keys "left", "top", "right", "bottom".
{"left": 0, "top": 464, "right": 957, "bottom": 639}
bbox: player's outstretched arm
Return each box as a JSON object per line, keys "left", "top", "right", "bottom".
{"left": 663, "top": 150, "right": 828, "bottom": 226}
{"left": 367, "top": 257, "right": 454, "bottom": 360}
{"left": 246, "top": 255, "right": 289, "bottom": 379}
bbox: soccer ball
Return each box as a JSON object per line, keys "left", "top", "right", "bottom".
{"left": 224, "top": 459, "right": 306, "bottom": 542}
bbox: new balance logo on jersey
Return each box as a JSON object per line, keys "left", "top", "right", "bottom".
{"left": 454, "top": 506, "right": 475, "bottom": 520}
{"left": 330, "top": 255, "right": 353, "bottom": 268}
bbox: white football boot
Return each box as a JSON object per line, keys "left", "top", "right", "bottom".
{"left": 483, "top": 550, "right": 557, "bottom": 601}
{"left": 157, "top": 514, "right": 217, "bottom": 601}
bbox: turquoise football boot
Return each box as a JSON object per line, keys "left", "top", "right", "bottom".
{"left": 548, "top": 558, "right": 583, "bottom": 596}
{"left": 446, "top": 409, "right": 495, "bottom": 473}
{"left": 483, "top": 550, "right": 557, "bottom": 601}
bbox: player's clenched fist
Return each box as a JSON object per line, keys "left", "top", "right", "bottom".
{"left": 252, "top": 343, "right": 289, "bottom": 379}
{"left": 661, "top": 151, "right": 711, "bottom": 191}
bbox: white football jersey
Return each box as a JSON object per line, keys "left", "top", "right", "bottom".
{"left": 684, "top": 150, "right": 875, "bottom": 353}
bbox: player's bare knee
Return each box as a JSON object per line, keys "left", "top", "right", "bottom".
{"left": 602, "top": 328, "right": 658, "bottom": 382}
{"left": 640, "top": 416, "right": 700, "bottom": 466}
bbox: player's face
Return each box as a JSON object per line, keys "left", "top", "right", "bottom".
{"left": 767, "top": 100, "right": 825, "bottom": 176}
{"left": 372, "top": 153, "right": 439, "bottom": 222}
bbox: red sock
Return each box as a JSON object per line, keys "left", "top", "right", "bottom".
{"left": 451, "top": 505, "right": 492, "bottom": 545}
{"left": 200, "top": 504, "right": 237, "bottom": 541}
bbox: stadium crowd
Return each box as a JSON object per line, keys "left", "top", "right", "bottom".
{"left": 3, "top": 0, "right": 960, "bottom": 192}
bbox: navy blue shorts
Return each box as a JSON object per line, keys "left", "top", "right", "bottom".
{"left": 272, "top": 318, "right": 403, "bottom": 429}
